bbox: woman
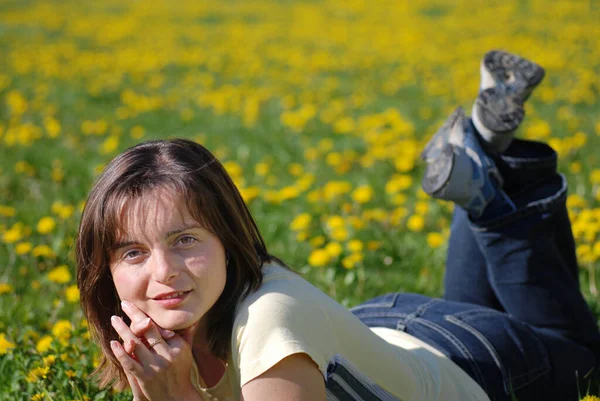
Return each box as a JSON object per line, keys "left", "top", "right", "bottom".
{"left": 76, "top": 51, "right": 599, "bottom": 401}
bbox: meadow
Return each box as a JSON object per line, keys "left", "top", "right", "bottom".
{"left": 0, "top": 0, "right": 599, "bottom": 399}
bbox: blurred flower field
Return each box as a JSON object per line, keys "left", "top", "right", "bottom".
{"left": 0, "top": 0, "right": 599, "bottom": 399}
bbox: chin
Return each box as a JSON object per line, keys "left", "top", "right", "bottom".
{"left": 152, "top": 310, "right": 199, "bottom": 331}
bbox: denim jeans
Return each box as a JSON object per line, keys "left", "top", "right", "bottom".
{"left": 351, "top": 139, "right": 600, "bottom": 401}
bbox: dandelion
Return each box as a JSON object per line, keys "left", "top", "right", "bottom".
{"left": 352, "top": 185, "right": 374, "bottom": 204}
{"left": 308, "top": 249, "right": 331, "bottom": 267}
{"left": 255, "top": 162, "right": 269, "bottom": 176}
{"left": 310, "top": 236, "right": 326, "bottom": 247}
{"left": 426, "top": 233, "right": 445, "bottom": 249}
{"left": 331, "top": 227, "right": 349, "bottom": 242}
{"left": 65, "top": 285, "right": 80, "bottom": 303}
{"left": 407, "top": 215, "right": 425, "bottom": 232}
{"left": 65, "top": 370, "right": 77, "bottom": 379}
{"left": 342, "top": 253, "right": 364, "bottom": 269}
{"left": 580, "top": 396, "right": 600, "bottom": 401}
{"left": 347, "top": 240, "right": 364, "bottom": 253}
{"left": 47, "top": 265, "right": 71, "bottom": 283}
{"left": 0, "top": 205, "right": 16, "bottom": 217}
{"left": 290, "top": 213, "right": 312, "bottom": 231}
{"left": 239, "top": 186, "right": 260, "bottom": 203}
{"left": 36, "top": 336, "right": 53, "bottom": 353}
{"left": 0, "top": 283, "right": 13, "bottom": 295}
{"left": 100, "top": 135, "right": 119, "bottom": 154}
{"left": 32, "top": 245, "right": 56, "bottom": 258}
{"left": 3, "top": 223, "right": 24, "bottom": 243}
{"left": 37, "top": 217, "right": 56, "bottom": 234}
{"left": 30, "top": 393, "right": 45, "bottom": 401}
{"left": 15, "top": 242, "right": 32, "bottom": 255}
{"left": 325, "top": 242, "right": 343, "bottom": 258}
{"left": 0, "top": 333, "right": 15, "bottom": 354}
{"left": 52, "top": 320, "right": 73, "bottom": 344}
{"left": 26, "top": 366, "right": 50, "bottom": 383}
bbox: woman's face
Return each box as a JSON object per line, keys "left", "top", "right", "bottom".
{"left": 109, "top": 189, "right": 227, "bottom": 333}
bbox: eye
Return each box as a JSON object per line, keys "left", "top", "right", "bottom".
{"left": 176, "top": 235, "right": 197, "bottom": 246}
{"left": 122, "top": 249, "right": 143, "bottom": 261}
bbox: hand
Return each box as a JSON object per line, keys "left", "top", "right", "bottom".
{"left": 110, "top": 300, "right": 202, "bottom": 401}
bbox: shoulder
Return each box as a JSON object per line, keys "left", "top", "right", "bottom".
{"left": 230, "top": 263, "right": 335, "bottom": 385}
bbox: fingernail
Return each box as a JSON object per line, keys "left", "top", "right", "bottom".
{"left": 111, "top": 315, "right": 120, "bottom": 325}
{"left": 163, "top": 330, "right": 175, "bottom": 338}
{"left": 110, "top": 340, "right": 118, "bottom": 350}
{"left": 142, "top": 317, "right": 151, "bottom": 326}
{"left": 121, "top": 300, "right": 132, "bottom": 311}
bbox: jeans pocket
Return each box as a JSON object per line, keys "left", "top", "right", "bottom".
{"left": 444, "top": 308, "right": 551, "bottom": 395}
{"left": 351, "top": 293, "right": 434, "bottom": 330}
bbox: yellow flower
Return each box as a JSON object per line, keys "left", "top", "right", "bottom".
{"left": 0, "top": 283, "right": 14, "bottom": 294}
{"left": 255, "top": 162, "right": 269, "bottom": 176}
{"left": 367, "top": 241, "right": 382, "bottom": 251}
{"left": 32, "top": 245, "right": 56, "bottom": 258}
{"left": 43, "top": 355, "right": 57, "bottom": 366}
{"left": 130, "top": 125, "right": 145, "bottom": 139}
{"left": 65, "top": 370, "right": 77, "bottom": 379}
{"left": 407, "top": 215, "right": 425, "bottom": 232}
{"left": 0, "top": 205, "right": 16, "bottom": 217}
{"left": 239, "top": 186, "right": 260, "bottom": 203}
{"left": 325, "top": 242, "right": 343, "bottom": 258}
{"left": 290, "top": 213, "right": 312, "bottom": 231}
{"left": 31, "top": 393, "right": 45, "bottom": 401}
{"left": 3, "top": 223, "right": 24, "bottom": 243}
{"left": 36, "top": 336, "right": 53, "bottom": 353}
{"left": 52, "top": 320, "right": 73, "bottom": 343}
{"left": 15, "top": 242, "right": 32, "bottom": 255}
{"left": 342, "top": 253, "right": 364, "bottom": 269}
{"left": 326, "top": 215, "right": 346, "bottom": 229}
{"left": 65, "top": 285, "right": 80, "bottom": 303}
{"left": 47, "top": 265, "right": 71, "bottom": 283}
{"left": 26, "top": 366, "right": 50, "bottom": 383}
{"left": 331, "top": 227, "right": 349, "bottom": 241}
{"left": 309, "top": 236, "right": 325, "bottom": 247}
{"left": 100, "top": 135, "right": 119, "bottom": 154}
{"left": 352, "top": 185, "right": 373, "bottom": 204}
{"left": 580, "top": 396, "right": 600, "bottom": 401}
{"left": 426, "top": 232, "right": 445, "bottom": 249}
{"left": 288, "top": 163, "right": 304, "bottom": 176}
{"left": 0, "top": 333, "right": 15, "bottom": 354}
{"left": 308, "top": 249, "right": 331, "bottom": 267}
{"left": 37, "top": 217, "right": 56, "bottom": 234}
{"left": 346, "top": 240, "right": 364, "bottom": 253}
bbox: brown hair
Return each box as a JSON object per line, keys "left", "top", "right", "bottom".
{"left": 76, "top": 138, "right": 276, "bottom": 390}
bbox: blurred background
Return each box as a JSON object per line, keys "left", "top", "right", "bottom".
{"left": 0, "top": 0, "right": 599, "bottom": 399}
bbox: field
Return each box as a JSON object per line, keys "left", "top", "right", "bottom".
{"left": 0, "top": 0, "right": 599, "bottom": 399}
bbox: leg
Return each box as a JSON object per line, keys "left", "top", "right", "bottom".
{"left": 444, "top": 206, "right": 504, "bottom": 311}
{"left": 352, "top": 293, "right": 594, "bottom": 401}
{"left": 470, "top": 168, "right": 600, "bottom": 347}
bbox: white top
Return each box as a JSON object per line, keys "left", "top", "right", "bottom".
{"left": 191, "top": 263, "right": 490, "bottom": 401}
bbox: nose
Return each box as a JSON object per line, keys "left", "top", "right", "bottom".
{"left": 148, "top": 250, "right": 180, "bottom": 283}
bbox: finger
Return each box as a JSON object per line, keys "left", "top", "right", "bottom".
{"left": 121, "top": 302, "right": 168, "bottom": 354}
{"left": 121, "top": 301, "right": 151, "bottom": 334}
{"left": 110, "top": 340, "right": 144, "bottom": 376}
{"left": 130, "top": 317, "right": 152, "bottom": 337}
{"left": 121, "top": 360, "right": 148, "bottom": 401}
{"left": 111, "top": 316, "right": 154, "bottom": 364}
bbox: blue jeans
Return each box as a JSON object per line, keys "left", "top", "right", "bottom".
{"left": 351, "top": 139, "right": 600, "bottom": 401}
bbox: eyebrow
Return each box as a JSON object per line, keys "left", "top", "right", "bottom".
{"left": 111, "top": 224, "right": 205, "bottom": 251}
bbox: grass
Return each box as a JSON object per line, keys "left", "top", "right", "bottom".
{"left": 0, "top": 0, "right": 599, "bottom": 399}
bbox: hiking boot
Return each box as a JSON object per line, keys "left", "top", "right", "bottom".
{"left": 421, "top": 107, "right": 503, "bottom": 218}
{"left": 480, "top": 50, "right": 545, "bottom": 102}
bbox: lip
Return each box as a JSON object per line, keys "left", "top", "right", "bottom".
{"left": 151, "top": 290, "right": 191, "bottom": 307}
